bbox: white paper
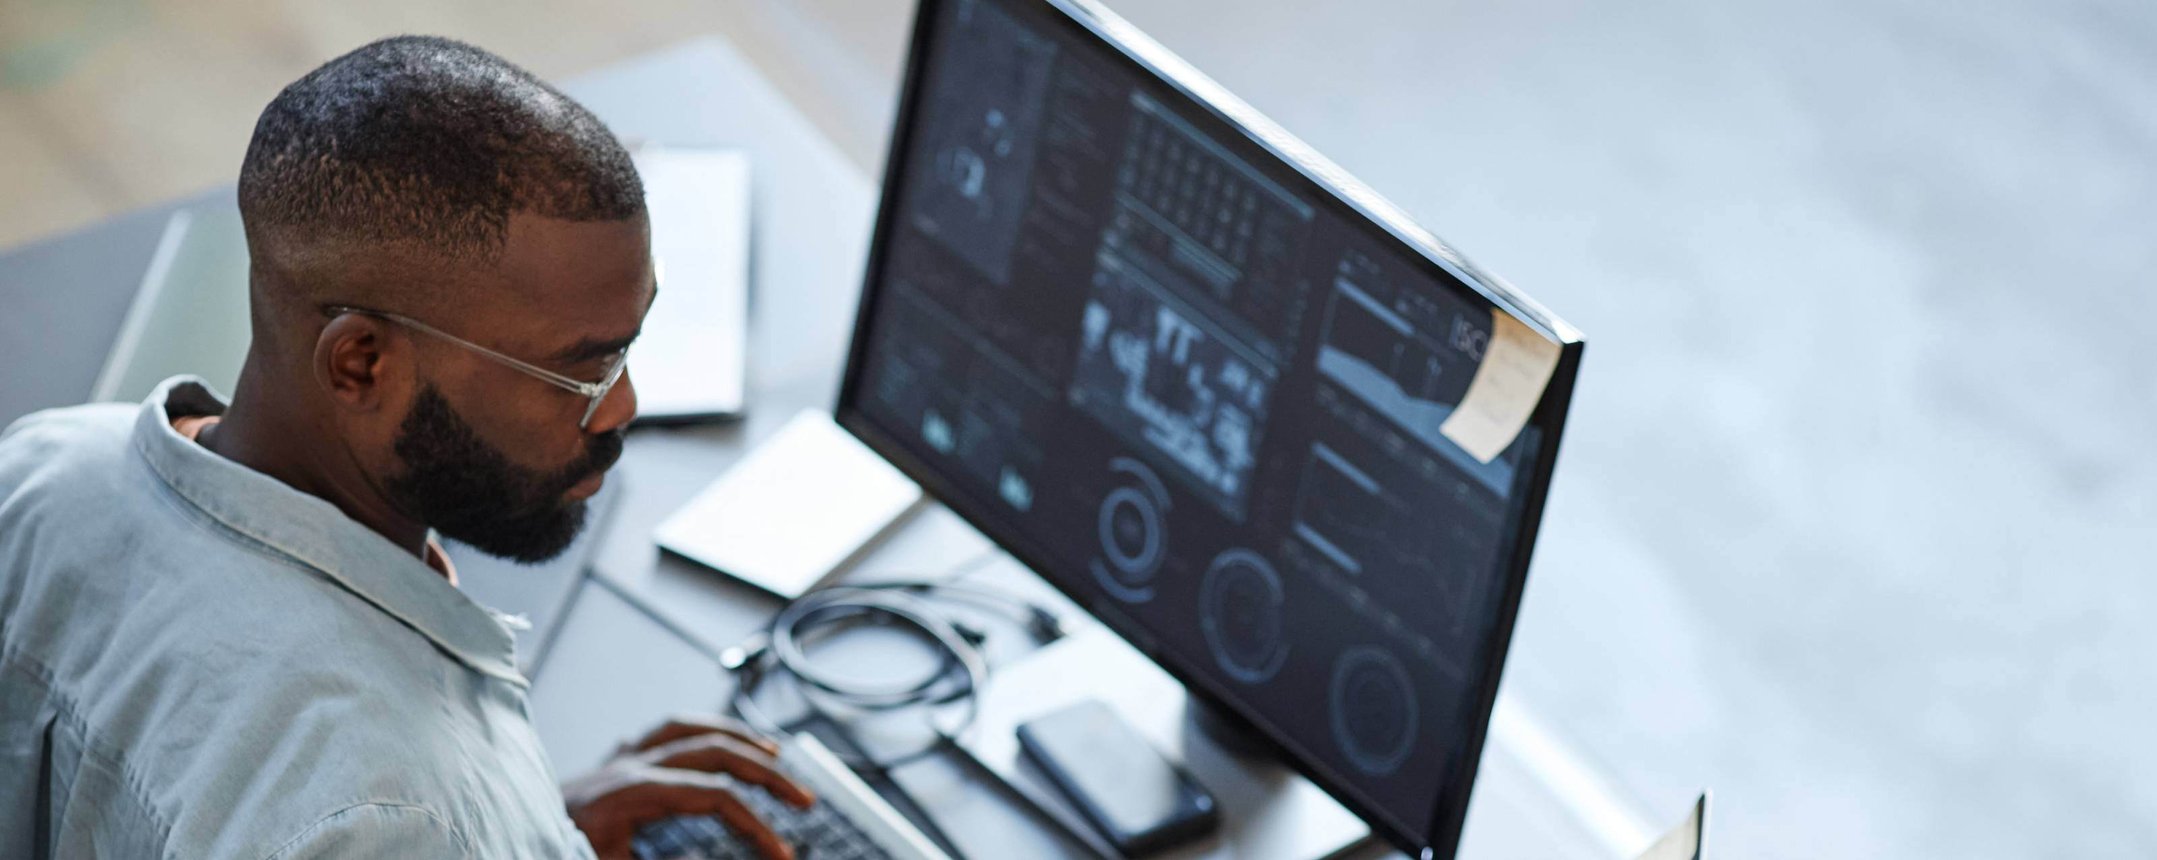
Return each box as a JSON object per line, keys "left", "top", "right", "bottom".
{"left": 655, "top": 411, "right": 921, "bottom": 598}
{"left": 631, "top": 147, "right": 751, "bottom": 419}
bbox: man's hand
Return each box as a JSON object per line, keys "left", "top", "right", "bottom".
{"left": 564, "top": 715, "right": 816, "bottom": 860}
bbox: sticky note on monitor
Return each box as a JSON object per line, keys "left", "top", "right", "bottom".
{"left": 1439, "top": 308, "right": 1562, "bottom": 463}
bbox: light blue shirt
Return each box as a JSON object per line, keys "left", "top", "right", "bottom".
{"left": 0, "top": 377, "right": 597, "bottom": 858}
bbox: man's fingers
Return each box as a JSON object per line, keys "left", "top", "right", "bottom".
{"left": 628, "top": 714, "right": 781, "bottom": 756}
{"left": 617, "top": 777, "right": 796, "bottom": 860}
{"left": 645, "top": 735, "right": 816, "bottom": 809}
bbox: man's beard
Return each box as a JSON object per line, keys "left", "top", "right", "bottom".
{"left": 386, "top": 384, "right": 623, "bottom": 563}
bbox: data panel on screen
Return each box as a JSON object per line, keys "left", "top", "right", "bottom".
{"left": 852, "top": 0, "right": 1540, "bottom": 842}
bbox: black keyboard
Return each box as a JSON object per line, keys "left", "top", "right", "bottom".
{"left": 633, "top": 776, "right": 893, "bottom": 860}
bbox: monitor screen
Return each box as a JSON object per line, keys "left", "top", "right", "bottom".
{"left": 837, "top": 0, "right": 1582, "bottom": 851}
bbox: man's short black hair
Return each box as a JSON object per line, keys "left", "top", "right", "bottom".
{"left": 239, "top": 35, "right": 643, "bottom": 260}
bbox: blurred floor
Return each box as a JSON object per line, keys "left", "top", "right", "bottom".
{"left": 0, "top": 0, "right": 903, "bottom": 248}
{"left": 6, "top": 0, "right": 2155, "bottom": 857}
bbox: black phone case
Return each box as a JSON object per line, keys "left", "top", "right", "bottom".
{"left": 1017, "top": 703, "right": 1221, "bottom": 856}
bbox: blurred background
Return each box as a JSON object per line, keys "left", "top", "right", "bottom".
{"left": 4, "top": 0, "right": 2152, "bottom": 856}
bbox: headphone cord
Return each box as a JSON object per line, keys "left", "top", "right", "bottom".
{"left": 721, "top": 568, "right": 1065, "bottom": 770}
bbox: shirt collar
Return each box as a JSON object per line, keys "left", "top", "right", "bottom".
{"left": 131, "top": 376, "right": 525, "bottom": 686}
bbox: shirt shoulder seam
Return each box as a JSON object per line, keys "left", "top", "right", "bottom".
{"left": 261, "top": 800, "right": 474, "bottom": 860}
{"left": 0, "top": 644, "right": 178, "bottom": 853}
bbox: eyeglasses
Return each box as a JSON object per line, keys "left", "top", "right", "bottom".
{"left": 322, "top": 304, "right": 630, "bottom": 429}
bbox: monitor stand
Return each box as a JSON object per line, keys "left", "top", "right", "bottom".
{"left": 917, "top": 624, "right": 1372, "bottom": 860}
{"left": 1185, "top": 697, "right": 1279, "bottom": 761}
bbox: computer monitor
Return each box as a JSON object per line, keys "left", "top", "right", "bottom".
{"left": 835, "top": 0, "right": 1585, "bottom": 855}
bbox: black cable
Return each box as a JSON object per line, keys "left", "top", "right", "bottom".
{"left": 721, "top": 556, "right": 1069, "bottom": 771}
{"left": 714, "top": 554, "right": 1121, "bottom": 858}
{"left": 729, "top": 585, "right": 986, "bottom": 769}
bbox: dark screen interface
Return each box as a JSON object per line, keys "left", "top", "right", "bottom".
{"left": 854, "top": 0, "right": 1539, "bottom": 839}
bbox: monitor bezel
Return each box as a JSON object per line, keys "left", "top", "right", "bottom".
{"left": 834, "top": 0, "right": 1586, "bottom": 853}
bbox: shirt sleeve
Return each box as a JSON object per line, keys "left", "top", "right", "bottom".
{"left": 264, "top": 802, "right": 470, "bottom": 859}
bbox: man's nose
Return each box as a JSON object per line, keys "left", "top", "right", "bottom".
{"left": 584, "top": 367, "right": 637, "bottom": 435}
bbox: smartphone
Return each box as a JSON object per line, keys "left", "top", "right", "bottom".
{"left": 1016, "top": 699, "right": 1220, "bottom": 856}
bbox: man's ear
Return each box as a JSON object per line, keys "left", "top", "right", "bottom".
{"left": 314, "top": 315, "right": 396, "bottom": 414}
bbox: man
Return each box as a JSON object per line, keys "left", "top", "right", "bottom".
{"left": 0, "top": 36, "right": 808, "bottom": 859}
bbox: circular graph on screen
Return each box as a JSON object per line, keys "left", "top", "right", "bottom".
{"left": 1199, "top": 548, "right": 1289, "bottom": 683}
{"left": 1090, "top": 457, "right": 1169, "bottom": 603}
{"left": 1328, "top": 646, "right": 1420, "bottom": 776}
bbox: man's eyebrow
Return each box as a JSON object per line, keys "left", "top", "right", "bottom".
{"left": 552, "top": 285, "right": 659, "bottom": 363}
{"left": 553, "top": 332, "right": 639, "bottom": 364}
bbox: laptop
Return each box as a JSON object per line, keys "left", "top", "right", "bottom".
{"left": 634, "top": 732, "right": 952, "bottom": 860}
{"left": 91, "top": 204, "right": 251, "bottom": 405}
{"left": 1635, "top": 793, "right": 1711, "bottom": 860}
